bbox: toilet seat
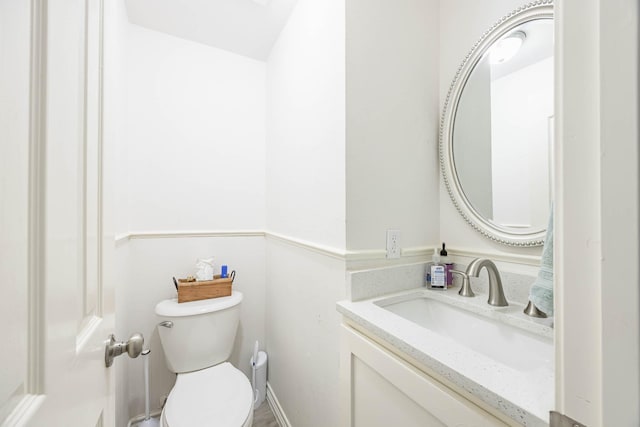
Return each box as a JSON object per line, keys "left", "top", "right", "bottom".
{"left": 161, "top": 362, "right": 254, "bottom": 427}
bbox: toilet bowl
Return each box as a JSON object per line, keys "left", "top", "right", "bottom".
{"left": 156, "top": 292, "right": 253, "bottom": 427}
{"left": 160, "top": 363, "right": 253, "bottom": 427}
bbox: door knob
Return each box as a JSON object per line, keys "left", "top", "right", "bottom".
{"left": 105, "top": 333, "right": 144, "bottom": 367}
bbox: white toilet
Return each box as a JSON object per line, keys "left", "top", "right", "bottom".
{"left": 155, "top": 291, "right": 254, "bottom": 427}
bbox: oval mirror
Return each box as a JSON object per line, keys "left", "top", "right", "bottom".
{"left": 440, "top": 1, "right": 553, "bottom": 246}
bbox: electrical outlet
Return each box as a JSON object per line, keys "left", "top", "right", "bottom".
{"left": 386, "top": 229, "right": 400, "bottom": 259}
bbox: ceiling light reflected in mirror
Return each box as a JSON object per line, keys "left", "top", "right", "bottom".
{"left": 490, "top": 31, "right": 526, "bottom": 64}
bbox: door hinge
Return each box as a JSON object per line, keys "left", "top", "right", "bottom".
{"left": 550, "top": 411, "right": 587, "bottom": 427}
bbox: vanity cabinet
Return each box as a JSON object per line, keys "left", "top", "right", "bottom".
{"left": 340, "top": 324, "right": 510, "bottom": 427}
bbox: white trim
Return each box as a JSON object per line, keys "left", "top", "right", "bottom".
{"left": 128, "top": 230, "right": 265, "bottom": 240}
{"left": 96, "top": 0, "right": 105, "bottom": 320}
{"left": 448, "top": 247, "right": 541, "bottom": 267}
{"left": 75, "top": 315, "right": 101, "bottom": 354}
{"left": 80, "top": 0, "right": 105, "bottom": 324}
{"left": 265, "top": 231, "right": 346, "bottom": 260}
{"left": 343, "top": 248, "right": 385, "bottom": 261}
{"left": 113, "top": 230, "right": 267, "bottom": 242}
{"left": 114, "top": 233, "right": 129, "bottom": 244}
{"left": 266, "top": 382, "right": 291, "bottom": 427}
{"left": 27, "top": 0, "right": 47, "bottom": 397}
{"left": 400, "top": 246, "right": 432, "bottom": 258}
{"left": 80, "top": 0, "right": 88, "bottom": 322}
{"left": 345, "top": 247, "right": 434, "bottom": 271}
{"left": 115, "top": 230, "right": 432, "bottom": 263}
{"left": 1, "top": 394, "right": 46, "bottom": 427}
{"left": 112, "top": 230, "right": 538, "bottom": 267}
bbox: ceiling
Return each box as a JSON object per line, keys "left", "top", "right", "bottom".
{"left": 125, "top": 0, "right": 298, "bottom": 61}
{"left": 490, "top": 18, "right": 554, "bottom": 80}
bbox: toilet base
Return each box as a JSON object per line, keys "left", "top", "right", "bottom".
{"left": 160, "top": 406, "right": 253, "bottom": 427}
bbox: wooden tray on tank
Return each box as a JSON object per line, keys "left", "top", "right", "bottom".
{"left": 177, "top": 272, "right": 234, "bottom": 303}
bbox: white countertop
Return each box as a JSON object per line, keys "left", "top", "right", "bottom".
{"left": 337, "top": 285, "right": 554, "bottom": 427}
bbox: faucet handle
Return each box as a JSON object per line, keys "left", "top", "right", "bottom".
{"left": 524, "top": 300, "right": 547, "bottom": 318}
{"left": 451, "top": 270, "right": 475, "bottom": 297}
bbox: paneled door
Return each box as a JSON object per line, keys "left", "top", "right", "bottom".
{"left": 1, "top": 0, "right": 116, "bottom": 425}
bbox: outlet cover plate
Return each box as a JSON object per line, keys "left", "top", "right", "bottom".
{"left": 386, "top": 229, "right": 400, "bottom": 259}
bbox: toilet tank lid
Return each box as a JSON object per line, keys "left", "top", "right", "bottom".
{"left": 155, "top": 291, "right": 243, "bottom": 317}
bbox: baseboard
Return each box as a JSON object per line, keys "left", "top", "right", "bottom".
{"left": 266, "top": 382, "right": 292, "bottom": 427}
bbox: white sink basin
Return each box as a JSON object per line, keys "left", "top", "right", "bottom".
{"left": 375, "top": 295, "right": 553, "bottom": 372}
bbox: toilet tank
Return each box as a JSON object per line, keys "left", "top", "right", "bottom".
{"left": 155, "top": 291, "right": 243, "bottom": 373}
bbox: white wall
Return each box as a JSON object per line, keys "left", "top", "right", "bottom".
{"left": 266, "top": 0, "right": 346, "bottom": 250}
{"left": 439, "top": 0, "right": 543, "bottom": 265}
{"left": 454, "top": 59, "right": 494, "bottom": 220}
{"left": 264, "top": 1, "right": 443, "bottom": 425}
{"left": 345, "top": 0, "right": 440, "bottom": 253}
{"left": 265, "top": 1, "right": 346, "bottom": 426}
{"left": 491, "top": 57, "right": 553, "bottom": 229}
{"left": 265, "top": 240, "right": 346, "bottom": 426}
{"left": 110, "top": 13, "right": 268, "bottom": 425}
{"left": 597, "top": 1, "right": 639, "bottom": 421}
{"left": 124, "top": 25, "right": 266, "bottom": 232}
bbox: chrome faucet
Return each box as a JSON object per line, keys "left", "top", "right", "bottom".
{"left": 465, "top": 258, "right": 508, "bottom": 307}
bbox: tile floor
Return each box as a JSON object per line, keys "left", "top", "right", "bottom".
{"left": 253, "top": 403, "right": 279, "bottom": 427}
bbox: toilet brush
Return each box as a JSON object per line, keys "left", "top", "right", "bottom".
{"left": 251, "top": 340, "right": 259, "bottom": 405}
{"left": 138, "top": 349, "right": 160, "bottom": 427}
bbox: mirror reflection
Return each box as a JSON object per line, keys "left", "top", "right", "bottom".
{"left": 453, "top": 18, "right": 553, "bottom": 232}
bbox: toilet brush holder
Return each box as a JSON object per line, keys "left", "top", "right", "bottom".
{"left": 127, "top": 411, "right": 162, "bottom": 427}
{"left": 251, "top": 350, "right": 268, "bottom": 409}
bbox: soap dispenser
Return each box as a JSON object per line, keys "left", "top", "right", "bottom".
{"left": 440, "top": 243, "right": 454, "bottom": 287}
{"left": 428, "top": 248, "right": 446, "bottom": 290}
